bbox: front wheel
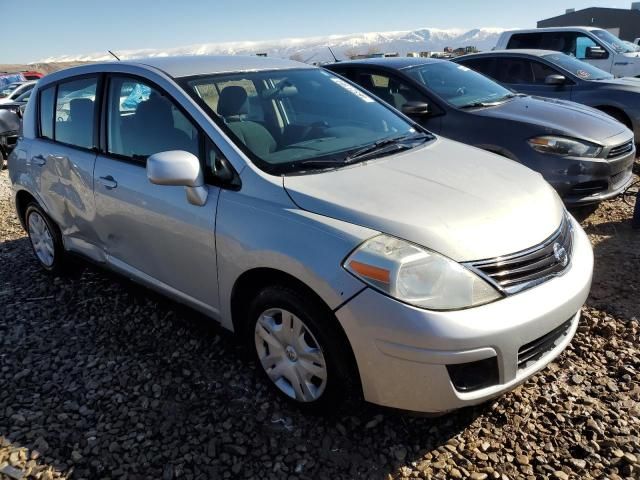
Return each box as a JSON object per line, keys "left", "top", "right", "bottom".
{"left": 248, "top": 285, "right": 359, "bottom": 412}
{"left": 25, "top": 203, "right": 66, "bottom": 273}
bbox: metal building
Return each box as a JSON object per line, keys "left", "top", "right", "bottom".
{"left": 538, "top": 4, "right": 640, "bottom": 41}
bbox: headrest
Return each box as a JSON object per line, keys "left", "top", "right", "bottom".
{"left": 217, "top": 86, "right": 249, "bottom": 118}
{"left": 69, "top": 98, "right": 93, "bottom": 122}
{"left": 135, "top": 92, "right": 173, "bottom": 126}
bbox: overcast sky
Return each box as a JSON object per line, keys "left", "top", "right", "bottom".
{"left": 0, "top": 0, "right": 628, "bottom": 63}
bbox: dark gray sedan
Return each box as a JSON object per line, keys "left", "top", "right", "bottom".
{"left": 325, "top": 58, "right": 635, "bottom": 206}
{"left": 454, "top": 49, "right": 640, "bottom": 141}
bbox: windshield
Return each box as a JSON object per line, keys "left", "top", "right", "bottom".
{"left": 623, "top": 40, "right": 640, "bottom": 52}
{"left": 592, "top": 29, "right": 636, "bottom": 53}
{"left": 183, "top": 68, "right": 425, "bottom": 174}
{"left": 542, "top": 53, "right": 613, "bottom": 80}
{"left": 405, "top": 62, "right": 513, "bottom": 108}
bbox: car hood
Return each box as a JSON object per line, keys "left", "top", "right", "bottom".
{"left": 283, "top": 137, "right": 564, "bottom": 262}
{"left": 470, "top": 96, "right": 626, "bottom": 144}
{"left": 593, "top": 76, "right": 640, "bottom": 89}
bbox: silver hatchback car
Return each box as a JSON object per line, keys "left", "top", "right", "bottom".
{"left": 9, "top": 56, "right": 593, "bottom": 413}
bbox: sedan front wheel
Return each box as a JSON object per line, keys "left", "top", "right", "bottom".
{"left": 248, "top": 285, "right": 360, "bottom": 412}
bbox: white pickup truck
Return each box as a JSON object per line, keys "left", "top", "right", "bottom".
{"left": 495, "top": 27, "right": 640, "bottom": 77}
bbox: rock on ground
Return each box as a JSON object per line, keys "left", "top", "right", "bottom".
{"left": 0, "top": 165, "right": 639, "bottom": 479}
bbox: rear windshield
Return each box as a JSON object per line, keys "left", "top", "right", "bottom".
{"left": 542, "top": 53, "right": 613, "bottom": 80}
{"left": 182, "top": 68, "right": 424, "bottom": 174}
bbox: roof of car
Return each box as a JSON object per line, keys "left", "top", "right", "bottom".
{"left": 41, "top": 55, "right": 310, "bottom": 85}
{"left": 459, "top": 49, "right": 559, "bottom": 58}
{"left": 131, "top": 55, "right": 308, "bottom": 77}
{"left": 503, "top": 26, "right": 600, "bottom": 34}
{"left": 326, "top": 57, "right": 443, "bottom": 70}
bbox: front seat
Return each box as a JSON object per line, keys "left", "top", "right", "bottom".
{"left": 217, "top": 86, "right": 276, "bottom": 157}
{"left": 132, "top": 92, "right": 194, "bottom": 157}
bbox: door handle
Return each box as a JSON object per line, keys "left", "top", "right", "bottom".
{"left": 31, "top": 154, "right": 46, "bottom": 166}
{"left": 98, "top": 175, "right": 118, "bottom": 189}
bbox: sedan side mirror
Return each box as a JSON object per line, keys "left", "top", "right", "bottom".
{"left": 545, "top": 74, "right": 567, "bottom": 85}
{"left": 147, "top": 150, "right": 208, "bottom": 206}
{"left": 586, "top": 46, "right": 608, "bottom": 59}
{"left": 401, "top": 101, "right": 430, "bottom": 116}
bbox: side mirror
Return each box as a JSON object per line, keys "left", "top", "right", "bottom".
{"left": 586, "top": 46, "right": 608, "bottom": 59}
{"left": 545, "top": 74, "right": 567, "bottom": 85}
{"left": 401, "top": 101, "right": 430, "bottom": 116}
{"left": 147, "top": 150, "right": 208, "bottom": 206}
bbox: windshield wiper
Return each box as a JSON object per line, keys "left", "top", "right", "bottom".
{"left": 344, "top": 133, "right": 430, "bottom": 163}
{"left": 460, "top": 93, "right": 521, "bottom": 109}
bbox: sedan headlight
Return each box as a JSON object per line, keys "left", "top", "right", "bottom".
{"left": 528, "top": 136, "right": 602, "bottom": 158}
{"left": 344, "top": 235, "right": 501, "bottom": 310}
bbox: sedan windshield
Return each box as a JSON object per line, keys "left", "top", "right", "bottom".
{"left": 542, "top": 53, "right": 613, "bottom": 81}
{"left": 182, "top": 69, "right": 427, "bottom": 174}
{"left": 592, "top": 29, "right": 636, "bottom": 54}
{"left": 405, "top": 62, "right": 514, "bottom": 108}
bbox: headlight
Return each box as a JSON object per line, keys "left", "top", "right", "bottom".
{"left": 344, "top": 235, "right": 501, "bottom": 310}
{"left": 528, "top": 136, "right": 602, "bottom": 158}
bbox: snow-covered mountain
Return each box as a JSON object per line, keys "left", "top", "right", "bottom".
{"left": 39, "top": 27, "right": 507, "bottom": 64}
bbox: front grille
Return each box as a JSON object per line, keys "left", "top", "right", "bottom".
{"left": 611, "top": 169, "right": 632, "bottom": 189}
{"left": 607, "top": 140, "right": 634, "bottom": 159}
{"left": 518, "top": 318, "right": 572, "bottom": 370}
{"left": 570, "top": 180, "right": 607, "bottom": 195}
{"left": 466, "top": 214, "right": 573, "bottom": 294}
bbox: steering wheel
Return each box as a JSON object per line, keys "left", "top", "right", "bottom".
{"left": 301, "top": 121, "right": 329, "bottom": 141}
{"left": 456, "top": 87, "right": 467, "bottom": 96}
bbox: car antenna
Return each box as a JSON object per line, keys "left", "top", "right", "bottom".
{"left": 108, "top": 50, "right": 121, "bottom": 61}
{"left": 327, "top": 46, "right": 339, "bottom": 63}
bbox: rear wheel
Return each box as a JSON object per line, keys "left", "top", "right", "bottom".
{"left": 248, "top": 285, "right": 359, "bottom": 412}
{"left": 25, "top": 203, "right": 66, "bottom": 273}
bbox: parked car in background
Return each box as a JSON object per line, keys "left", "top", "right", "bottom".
{"left": 8, "top": 56, "right": 593, "bottom": 413}
{"left": 21, "top": 71, "right": 44, "bottom": 81}
{"left": 0, "top": 109, "right": 20, "bottom": 165}
{"left": 0, "top": 72, "right": 26, "bottom": 90}
{"left": 0, "top": 89, "right": 33, "bottom": 116}
{"left": 0, "top": 80, "right": 37, "bottom": 104}
{"left": 495, "top": 27, "right": 640, "bottom": 77}
{"left": 454, "top": 50, "right": 640, "bottom": 141}
{"left": 326, "top": 58, "right": 635, "bottom": 205}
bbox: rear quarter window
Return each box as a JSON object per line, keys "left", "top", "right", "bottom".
{"left": 39, "top": 86, "right": 55, "bottom": 139}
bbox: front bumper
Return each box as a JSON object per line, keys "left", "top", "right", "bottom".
{"left": 523, "top": 137, "right": 636, "bottom": 206}
{"left": 335, "top": 216, "right": 593, "bottom": 413}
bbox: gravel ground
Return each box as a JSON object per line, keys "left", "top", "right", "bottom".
{"left": 0, "top": 167, "right": 639, "bottom": 480}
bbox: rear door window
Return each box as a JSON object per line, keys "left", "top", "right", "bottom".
{"left": 54, "top": 77, "right": 98, "bottom": 149}
{"left": 495, "top": 58, "right": 534, "bottom": 84}
{"left": 458, "top": 58, "right": 496, "bottom": 77}
{"left": 507, "top": 33, "right": 543, "bottom": 49}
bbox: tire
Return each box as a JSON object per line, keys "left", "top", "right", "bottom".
{"left": 248, "top": 285, "right": 359, "bottom": 412}
{"left": 24, "top": 202, "right": 66, "bottom": 273}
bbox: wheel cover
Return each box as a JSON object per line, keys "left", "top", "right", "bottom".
{"left": 28, "top": 212, "right": 55, "bottom": 267}
{"left": 254, "top": 308, "right": 328, "bottom": 402}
